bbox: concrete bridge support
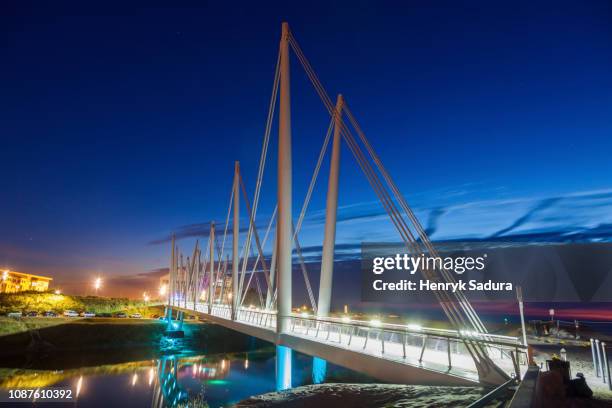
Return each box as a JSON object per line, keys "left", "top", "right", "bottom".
{"left": 317, "top": 93, "right": 343, "bottom": 318}
{"left": 312, "top": 94, "right": 344, "bottom": 383}
{"left": 276, "top": 344, "right": 292, "bottom": 390}
{"left": 276, "top": 21, "right": 294, "bottom": 387}
{"left": 232, "top": 161, "right": 239, "bottom": 320}
{"left": 208, "top": 221, "right": 215, "bottom": 313}
{"left": 277, "top": 21, "right": 292, "bottom": 336}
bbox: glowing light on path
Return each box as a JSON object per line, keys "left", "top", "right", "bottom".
{"left": 76, "top": 376, "right": 83, "bottom": 397}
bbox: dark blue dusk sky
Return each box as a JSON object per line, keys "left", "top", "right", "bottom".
{"left": 1, "top": 1, "right": 611, "bottom": 297}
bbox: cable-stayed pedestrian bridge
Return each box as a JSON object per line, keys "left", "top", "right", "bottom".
{"left": 169, "top": 301, "right": 527, "bottom": 386}
{"left": 166, "top": 22, "right": 529, "bottom": 388}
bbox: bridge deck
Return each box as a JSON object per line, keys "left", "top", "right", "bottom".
{"left": 173, "top": 303, "right": 526, "bottom": 386}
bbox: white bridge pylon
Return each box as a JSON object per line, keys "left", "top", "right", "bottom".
{"left": 167, "top": 22, "right": 527, "bottom": 386}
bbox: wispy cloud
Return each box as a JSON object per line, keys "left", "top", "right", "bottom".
{"left": 151, "top": 187, "right": 612, "bottom": 265}
{"left": 147, "top": 222, "right": 253, "bottom": 245}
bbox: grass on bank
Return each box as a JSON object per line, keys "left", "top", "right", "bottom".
{"left": 0, "top": 291, "right": 163, "bottom": 316}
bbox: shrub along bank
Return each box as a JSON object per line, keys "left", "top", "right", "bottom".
{"left": 0, "top": 291, "right": 162, "bottom": 316}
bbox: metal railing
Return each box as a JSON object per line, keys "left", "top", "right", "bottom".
{"left": 178, "top": 301, "right": 528, "bottom": 379}
{"left": 286, "top": 314, "right": 527, "bottom": 379}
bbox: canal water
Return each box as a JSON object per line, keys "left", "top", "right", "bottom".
{"left": 0, "top": 331, "right": 372, "bottom": 407}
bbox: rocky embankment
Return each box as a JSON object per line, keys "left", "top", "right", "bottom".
{"left": 236, "top": 383, "right": 490, "bottom": 408}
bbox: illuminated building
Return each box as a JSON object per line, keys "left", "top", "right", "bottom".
{"left": 0, "top": 270, "right": 53, "bottom": 293}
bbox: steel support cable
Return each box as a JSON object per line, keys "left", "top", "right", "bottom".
{"left": 186, "top": 254, "right": 193, "bottom": 303}
{"left": 266, "top": 115, "right": 414, "bottom": 312}
{"left": 290, "top": 118, "right": 335, "bottom": 312}
{"left": 238, "top": 46, "right": 281, "bottom": 301}
{"left": 268, "top": 118, "right": 334, "bottom": 310}
{"left": 213, "top": 236, "right": 223, "bottom": 296}
{"left": 193, "top": 248, "right": 200, "bottom": 304}
{"left": 339, "top": 106, "right": 479, "bottom": 340}
{"left": 219, "top": 185, "right": 234, "bottom": 267}
{"left": 200, "top": 245, "right": 209, "bottom": 300}
{"left": 254, "top": 259, "right": 268, "bottom": 309}
{"left": 240, "top": 206, "right": 277, "bottom": 307}
{"left": 255, "top": 273, "right": 265, "bottom": 307}
{"left": 179, "top": 255, "right": 185, "bottom": 307}
{"left": 239, "top": 172, "right": 273, "bottom": 292}
{"left": 211, "top": 232, "right": 224, "bottom": 301}
{"left": 293, "top": 224, "right": 317, "bottom": 312}
{"left": 185, "top": 255, "right": 191, "bottom": 302}
{"left": 251, "top": 205, "right": 278, "bottom": 308}
{"left": 288, "top": 34, "right": 471, "bottom": 335}
{"left": 336, "top": 81, "right": 495, "bottom": 367}
{"left": 338, "top": 121, "right": 475, "bottom": 343}
{"left": 342, "top": 118, "right": 490, "bottom": 343}
{"left": 266, "top": 229, "right": 316, "bottom": 311}
{"left": 204, "top": 233, "right": 214, "bottom": 303}
{"left": 266, "top": 230, "right": 278, "bottom": 310}
{"left": 287, "top": 33, "right": 423, "bottom": 303}
{"left": 343, "top": 107, "right": 470, "bottom": 295}
{"left": 287, "top": 35, "right": 417, "bottom": 249}
{"left": 242, "top": 263, "right": 265, "bottom": 308}
{"left": 287, "top": 30, "right": 485, "bottom": 370}
{"left": 342, "top": 108, "right": 474, "bottom": 300}
{"left": 188, "top": 254, "right": 194, "bottom": 307}
{"left": 289, "top": 33, "right": 448, "bottom": 289}
{"left": 343, "top": 104, "right": 488, "bottom": 337}
{"left": 236, "top": 222, "right": 250, "bottom": 296}
{"left": 288, "top": 35, "right": 425, "bottom": 262}
{"left": 213, "top": 185, "right": 234, "bottom": 304}
{"left": 189, "top": 242, "right": 199, "bottom": 303}
{"left": 295, "top": 118, "right": 334, "bottom": 234}
{"left": 216, "top": 255, "right": 229, "bottom": 304}
{"left": 173, "top": 245, "right": 179, "bottom": 306}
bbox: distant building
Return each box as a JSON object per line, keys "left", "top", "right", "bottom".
{"left": 0, "top": 270, "right": 52, "bottom": 293}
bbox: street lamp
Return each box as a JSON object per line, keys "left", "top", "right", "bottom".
{"left": 143, "top": 292, "right": 150, "bottom": 302}
{"left": 55, "top": 289, "right": 62, "bottom": 295}
{"left": 159, "top": 284, "right": 167, "bottom": 297}
{"left": 94, "top": 277, "right": 102, "bottom": 295}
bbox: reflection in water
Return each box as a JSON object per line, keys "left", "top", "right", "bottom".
{"left": 0, "top": 347, "right": 368, "bottom": 407}
{"left": 312, "top": 357, "right": 327, "bottom": 384}
{"left": 275, "top": 345, "right": 292, "bottom": 391}
{"left": 152, "top": 357, "right": 187, "bottom": 407}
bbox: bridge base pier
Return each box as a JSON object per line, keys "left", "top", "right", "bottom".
{"left": 276, "top": 345, "right": 292, "bottom": 391}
